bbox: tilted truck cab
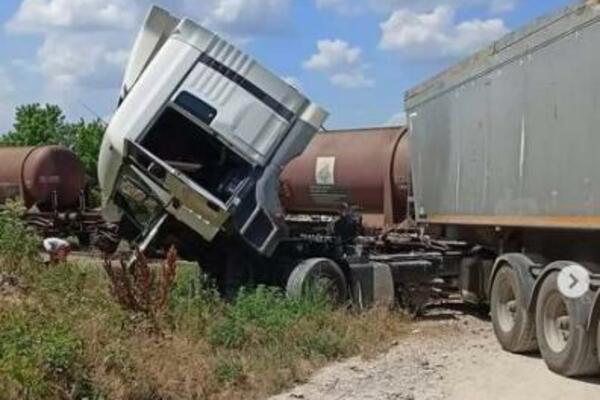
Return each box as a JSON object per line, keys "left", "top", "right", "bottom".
{"left": 98, "top": 6, "right": 328, "bottom": 257}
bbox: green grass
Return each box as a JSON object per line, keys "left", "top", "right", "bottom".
{"left": 0, "top": 210, "right": 409, "bottom": 399}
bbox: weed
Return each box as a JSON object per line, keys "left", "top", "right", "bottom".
{"left": 168, "top": 266, "right": 222, "bottom": 336}
{"left": 0, "top": 201, "right": 40, "bottom": 274}
{"left": 300, "top": 328, "right": 349, "bottom": 359}
{"left": 0, "top": 310, "right": 93, "bottom": 399}
{"left": 103, "top": 246, "right": 178, "bottom": 329}
{"left": 214, "top": 356, "right": 244, "bottom": 385}
{"left": 210, "top": 318, "right": 249, "bottom": 349}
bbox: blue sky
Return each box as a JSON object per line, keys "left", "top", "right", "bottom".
{"left": 0, "top": 0, "right": 576, "bottom": 133}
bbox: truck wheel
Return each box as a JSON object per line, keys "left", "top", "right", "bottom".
{"left": 596, "top": 317, "right": 600, "bottom": 366}
{"left": 535, "top": 272, "right": 600, "bottom": 377}
{"left": 286, "top": 258, "right": 348, "bottom": 304}
{"left": 490, "top": 265, "right": 537, "bottom": 353}
{"left": 597, "top": 317, "right": 600, "bottom": 365}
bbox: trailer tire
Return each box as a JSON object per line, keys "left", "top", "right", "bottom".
{"left": 535, "top": 272, "right": 600, "bottom": 377}
{"left": 597, "top": 317, "right": 600, "bottom": 366}
{"left": 490, "top": 265, "right": 537, "bottom": 353}
{"left": 286, "top": 258, "right": 348, "bottom": 304}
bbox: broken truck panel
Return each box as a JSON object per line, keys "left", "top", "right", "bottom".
{"left": 98, "top": 6, "right": 328, "bottom": 255}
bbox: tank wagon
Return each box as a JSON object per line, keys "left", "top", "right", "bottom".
{"left": 280, "top": 127, "right": 410, "bottom": 228}
{"left": 0, "top": 146, "right": 85, "bottom": 210}
{"left": 0, "top": 145, "right": 112, "bottom": 245}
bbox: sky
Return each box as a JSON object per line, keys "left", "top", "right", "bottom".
{"left": 0, "top": 0, "right": 577, "bottom": 133}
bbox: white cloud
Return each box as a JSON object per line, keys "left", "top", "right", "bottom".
{"left": 331, "top": 69, "right": 374, "bottom": 89}
{"left": 7, "top": 0, "right": 294, "bottom": 36}
{"left": 304, "top": 39, "right": 373, "bottom": 89}
{"left": 304, "top": 39, "right": 362, "bottom": 71}
{"left": 5, "top": 0, "right": 140, "bottom": 33}
{"left": 38, "top": 33, "right": 129, "bottom": 88}
{"left": 385, "top": 111, "right": 406, "bottom": 127}
{"left": 379, "top": 6, "right": 508, "bottom": 59}
{"left": 6, "top": 0, "right": 294, "bottom": 92}
{"left": 182, "top": 0, "right": 292, "bottom": 37}
{"left": 490, "top": 0, "right": 518, "bottom": 13}
{"left": 316, "top": 0, "right": 518, "bottom": 15}
{"left": 315, "top": 0, "right": 363, "bottom": 15}
{"left": 0, "top": 68, "right": 16, "bottom": 133}
{"left": 0, "top": 68, "right": 14, "bottom": 99}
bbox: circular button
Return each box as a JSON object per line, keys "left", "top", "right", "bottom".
{"left": 557, "top": 264, "right": 590, "bottom": 299}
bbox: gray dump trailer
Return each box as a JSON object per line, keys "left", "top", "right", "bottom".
{"left": 406, "top": 1, "right": 600, "bottom": 378}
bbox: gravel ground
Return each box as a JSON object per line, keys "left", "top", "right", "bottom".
{"left": 271, "top": 307, "right": 600, "bottom": 400}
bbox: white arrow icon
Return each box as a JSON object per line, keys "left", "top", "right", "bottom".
{"left": 557, "top": 265, "right": 590, "bottom": 299}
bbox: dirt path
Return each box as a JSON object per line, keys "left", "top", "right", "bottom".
{"left": 271, "top": 308, "right": 600, "bottom": 400}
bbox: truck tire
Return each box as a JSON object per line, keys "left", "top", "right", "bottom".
{"left": 286, "top": 258, "right": 348, "bottom": 304}
{"left": 490, "top": 265, "right": 537, "bottom": 353}
{"left": 597, "top": 318, "right": 600, "bottom": 365}
{"left": 535, "top": 272, "right": 600, "bottom": 377}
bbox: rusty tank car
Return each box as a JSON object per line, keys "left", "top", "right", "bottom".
{"left": 280, "top": 126, "right": 410, "bottom": 228}
{"left": 0, "top": 145, "right": 117, "bottom": 248}
{"left": 0, "top": 146, "right": 86, "bottom": 211}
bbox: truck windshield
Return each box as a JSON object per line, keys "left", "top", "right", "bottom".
{"left": 115, "top": 169, "right": 162, "bottom": 233}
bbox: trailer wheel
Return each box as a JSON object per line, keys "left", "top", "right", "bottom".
{"left": 593, "top": 316, "right": 600, "bottom": 363}
{"left": 286, "top": 258, "right": 348, "bottom": 304}
{"left": 490, "top": 265, "right": 537, "bottom": 353}
{"left": 535, "top": 272, "right": 600, "bottom": 377}
{"left": 597, "top": 317, "right": 600, "bottom": 365}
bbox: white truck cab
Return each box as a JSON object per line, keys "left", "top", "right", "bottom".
{"left": 98, "top": 6, "right": 328, "bottom": 256}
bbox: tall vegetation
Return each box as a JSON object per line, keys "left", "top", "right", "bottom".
{"left": 0, "top": 201, "right": 40, "bottom": 273}
{"left": 0, "top": 199, "right": 409, "bottom": 400}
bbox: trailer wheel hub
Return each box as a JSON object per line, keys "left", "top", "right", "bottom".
{"left": 543, "top": 292, "right": 570, "bottom": 353}
{"left": 497, "top": 281, "right": 517, "bottom": 333}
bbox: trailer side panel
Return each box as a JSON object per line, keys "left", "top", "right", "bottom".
{"left": 406, "top": 2, "right": 600, "bottom": 229}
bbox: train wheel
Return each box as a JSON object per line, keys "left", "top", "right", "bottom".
{"left": 535, "top": 272, "right": 600, "bottom": 377}
{"left": 490, "top": 265, "right": 537, "bottom": 353}
{"left": 286, "top": 258, "right": 348, "bottom": 305}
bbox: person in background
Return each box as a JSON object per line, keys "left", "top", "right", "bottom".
{"left": 43, "top": 237, "right": 72, "bottom": 264}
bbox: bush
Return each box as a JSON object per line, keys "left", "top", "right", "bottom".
{"left": 207, "top": 286, "right": 330, "bottom": 350}
{"left": 103, "top": 247, "right": 178, "bottom": 331}
{"left": 231, "top": 286, "right": 328, "bottom": 331}
{"left": 208, "top": 318, "right": 248, "bottom": 349}
{"left": 0, "top": 202, "right": 40, "bottom": 273}
{"left": 168, "top": 266, "right": 222, "bottom": 336}
{"left": 300, "top": 328, "right": 349, "bottom": 359}
{"left": 0, "top": 311, "right": 92, "bottom": 399}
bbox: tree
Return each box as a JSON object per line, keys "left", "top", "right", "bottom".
{"left": 70, "top": 119, "right": 106, "bottom": 183}
{"left": 1, "top": 104, "right": 71, "bottom": 146}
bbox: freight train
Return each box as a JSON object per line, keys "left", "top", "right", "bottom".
{"left": 98, "top": 3, "right": 600, "bottom": 379}
{"left": 0, "top": 145, "right": 116, "bottom": 247}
